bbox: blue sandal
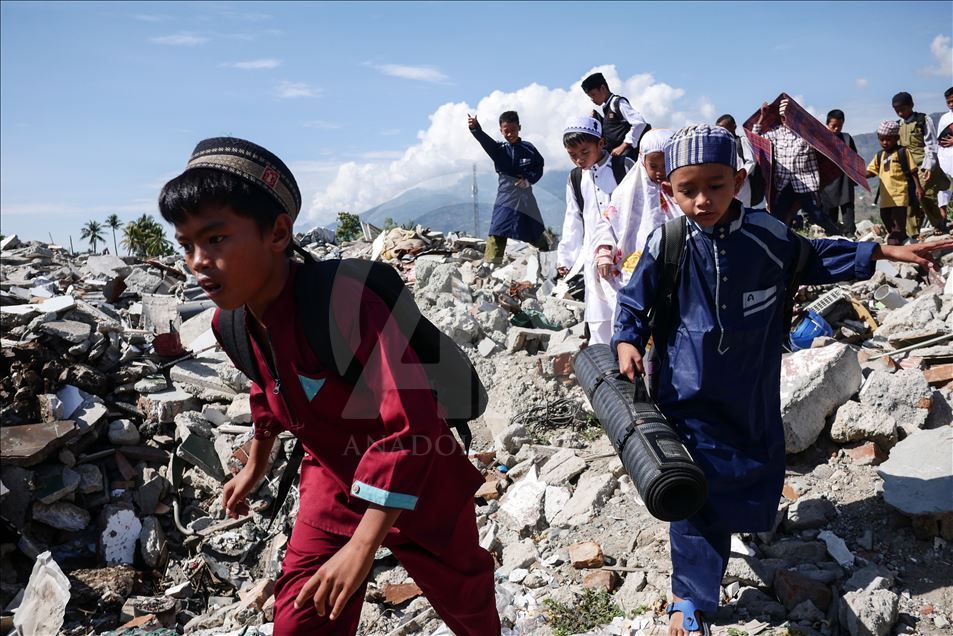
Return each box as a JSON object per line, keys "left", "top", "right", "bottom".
{"left": 667, "top": 599, "right": 710, "bottom": 636}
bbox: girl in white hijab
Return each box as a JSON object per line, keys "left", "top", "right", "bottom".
{"left": 593, "top": 128, "right": 683, "bottom": 290}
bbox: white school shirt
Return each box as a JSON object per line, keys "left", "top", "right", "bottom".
{"left": 557, "top": 152, "right": 634, "bottom": 322}
{"left": 735, "top": 133, "right": 758, "bottom": 207}
{"left": 937, "top": 111, "right": 953, "bottom": 181}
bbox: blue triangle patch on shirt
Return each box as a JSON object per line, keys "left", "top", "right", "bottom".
{"left": 298, "top": 375, "right": 325, "bottom": 401}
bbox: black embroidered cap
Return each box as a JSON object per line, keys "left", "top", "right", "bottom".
{"left": 185, "top": 137, "right": 302, "bottom": 221}
{"left": 581, "top": 72, "right": 607, "bottom": 93}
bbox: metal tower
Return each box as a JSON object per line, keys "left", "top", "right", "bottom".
{"left": 471, "top": 163, "right": 479, "bottom": 237}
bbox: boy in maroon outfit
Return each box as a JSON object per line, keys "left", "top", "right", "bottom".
{"left": 159, "top": 138, "right": 500, "bottom": 634}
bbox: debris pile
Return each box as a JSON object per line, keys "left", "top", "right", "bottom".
{"left": 1, "top": 224, "right": 951, "bottom": 636}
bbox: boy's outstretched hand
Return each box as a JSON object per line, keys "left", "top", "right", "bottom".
{"left": 877, "top": 238, "right": 953, "bottom": 271}
{"left": 617, "top": 342, "right": 644, "bottom": 382}
{"left": 467, "top": 114, "right": 479, "bottom": 131}
{"left": 294, "top": 503, "right": 401, "bottom": 620}
{"left": 294, "top": 539, "right": 376, "bottom": 621}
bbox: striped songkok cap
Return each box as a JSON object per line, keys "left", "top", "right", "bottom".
{"left": 664, "top": 125, "right": 737, "bottom": 178}
{"left": 185, "top": 137, "right": 302, "bottom": 220}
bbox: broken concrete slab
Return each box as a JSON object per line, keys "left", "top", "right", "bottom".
{"left": 225, "top": 394, "right": 252, "bottom": 424}
{"left": 176, "top": 431, "right": 227, "bottom": 482}
{"left": 137, "top": 385, "right": 199, "bottom": 424}
{"left": 35, "top": 465, "right": 81, "bottom": 504}
{"left": 549, "top": 470, "right": 617, "bottom": 527}
{"left": 780, "top": 343, "right": 863, "bottom": 453}
{"left": 12, "top": 551, "right": 70, "bottom": 636}
{"left": 84, "top": 254, "right": 131, "bottom": 279}
{"left": 0, "top": 420, "right": 80, "bottom": 467}
{"left": 32, "top": 501, "right": 91, "bottom": 531}
{"left": 877, "top": 426, "right": 953, "bottom": 517}
{"left": 830, "top": 401, "right": 898, "bottom": 449}
{"left": 537, "top": 449, "right": 587, "bottom": 486}
{"left": 497, "top": 467, "right": 547, "bottom": 537}
{"left": 785, "top": 497, "right": 835, "bottom": 531}
{"left": 101, "top": 505, "right": 143, "bottom": 565}
{"left": 39, "top": 319, "right": 91, "bottom": 343}
{"left": 859, "top": 369, "right": 932, "bottom": 435}
{"left": 839, "top": 588, "right": 899, "bottom": 636}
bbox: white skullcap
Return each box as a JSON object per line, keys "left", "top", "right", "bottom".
{"left": 563, "top": 116, "right": 602, "bottom": 138}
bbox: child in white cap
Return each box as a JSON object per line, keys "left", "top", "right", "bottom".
{"left": 556, "top": 116, "right": 635, "bottom": 344}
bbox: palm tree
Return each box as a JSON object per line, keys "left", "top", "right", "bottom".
{"left": 80, "top": 220, "right": 105, "bottom": 254}
{"left": 122, "top": 214, "right": 174, "bottom": 258}
{"left": 104, "top": 214, "right": 123, "bottom": 255}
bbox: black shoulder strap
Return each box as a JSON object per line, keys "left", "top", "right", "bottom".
{"left": 896, "top": 147, "right": 912, "bottom": 178}
{"left": 570, "top": 168, "right": 584, "bottom": 217}
{"left": 216, "top": 308, "right": 263, "bottom": 388}
{"left": 784, "top": 234, "right": 814, "bottom": 344}
{"left": 650, "top": 216, "right": 688, "bottom": 356}
{"left": 610, "top": 154, "right": 628, "bottom": 185}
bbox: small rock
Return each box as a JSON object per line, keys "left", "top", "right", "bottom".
{"left": 774, "top": 569, "right": 832, "bottom": 611}
{"left": 32, "top": 501, "right": 90, "bottom": 531}
{"left": 139, "top": 516, "right": 167, "bottom": 569}
{"left": 830, "top": 401, "right": 897, "bottom": 449}
{"left": 845, "top": 442, "right": 888, "bottom": 466}
{"left": 107, "top": 419, "right": 141, "bottom": 446}
{"left": 382, "top": 581, "right": 422, "bottom": 605}
{"left": 818, "top": 530, "right": 854, "bottom": 567}
{"left": 568, "top": 541, "right": 604, "bottom": 569}
{"left": 582, "top": 569, "right": 617, "bottom": 592}
{"left": 785, "top": 497, "right": 835, "bottom": 531}
{"left": 839, "top": 588, "right": 899, "bottom": 636}
{"left": 789, "top": 599, "right": 826, "bottom": 623}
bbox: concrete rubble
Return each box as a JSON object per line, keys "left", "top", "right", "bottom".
{"left": 1, "top": 226, "right": 951, "bottom": 635}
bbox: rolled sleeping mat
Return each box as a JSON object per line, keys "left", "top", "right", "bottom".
{"left": 573, "top": 344, "right": 707, "bottom": 522}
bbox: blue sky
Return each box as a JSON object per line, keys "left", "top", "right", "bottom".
{"left": 1, "top": 1, "right": 951, "bottom": 247}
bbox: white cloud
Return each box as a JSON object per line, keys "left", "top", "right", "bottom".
{"left": 855, "top": 78, "right": 869, "bottom": 88}
{"left": 275, "top": 81, "right": 320, "bottom": 99}
{"left": 921, "top": 34, "right": 952, "bottom": 76}
{"left": 359, "top": 150, "right": 404, "bottom": 160}
{"left": 150, "top": 32, "right": 209, "bottom": 46}
{"left": 223, "top": 58, "right": 282, "bottom": 70}
{"left": 371, "top": 64, "right": 449, "bottom": 84}
{"left": 304, "top": 65, "right": 710, "bottom": 226}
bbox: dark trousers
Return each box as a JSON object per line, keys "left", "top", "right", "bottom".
{"left": 670, "top": 519, "right": 732, "bottom": 615}
{"left": 771, "top": 186, "right": 841, "bottom": 235}
{"left": 825, "top": 203, "right": 856, "bottom": 236}
{"left": 880, "top": 206, "right": 908, "bottom": 245}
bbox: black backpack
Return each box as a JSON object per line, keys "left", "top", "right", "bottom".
{"left": 650, "top": 215, "right": 812, "bottom": 357}
{"left": 569, "top": 155, "right": 630, "bottom": 217}
{"left": 217, "top": 257, "right": 488, "bottom": 526}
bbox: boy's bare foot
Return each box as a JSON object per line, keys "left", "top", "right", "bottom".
{"left": 667, "top": 597, "right": 707, "bottom": 636}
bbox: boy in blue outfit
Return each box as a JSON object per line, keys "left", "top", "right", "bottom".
{"left": 611, "top": 126, "right": 952, "bottom": 636}
{"left": 468, "top": 110, "right": 547, "bottom": 263}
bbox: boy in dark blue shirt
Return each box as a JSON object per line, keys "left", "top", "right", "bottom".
{"left": 468, "top": 110, "right": 546, "bottom": 263}
{"left": 612, "top": 125, "right": 952, "bottom": 636}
